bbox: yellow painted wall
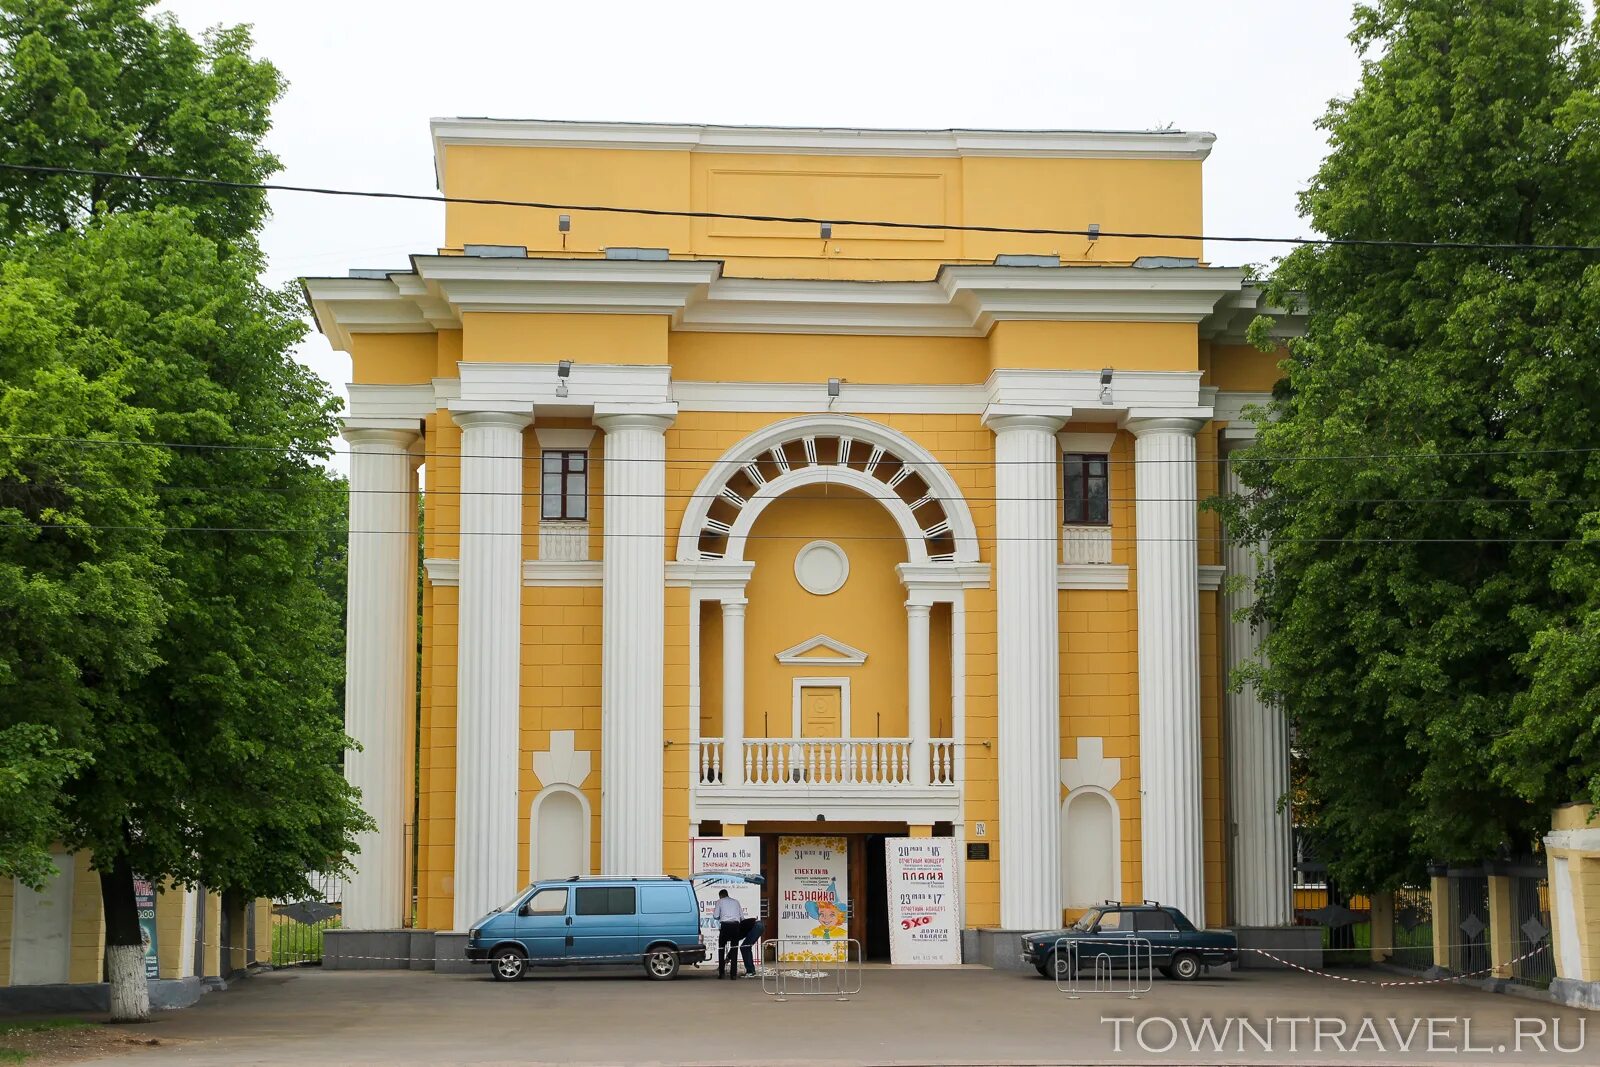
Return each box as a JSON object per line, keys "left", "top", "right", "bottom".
{"left": 741, "top": 489, "right": 909, "bottom": 739}
{"left": 350, "top": 333, "right": 438, "bottom": 385}
{"left": 1208, "top": 343, "right": 1286, "bottom": 393}
{"left": 663, "top": 586, "right": 692, "bottom": 876}
{"left": 67, "top": 852, "right": 103, "bottom": 984}
{"left": 988, "top": 321, "right": 1199, "bottom": 372}
{"left": 670, "top": 333, "right": 988, "bottom": 385}
{"left": 462, "top": 312, "right": 668, "bottom": 364}
{"left": 439, "top": 142, "right": 1203, "bottom": 277}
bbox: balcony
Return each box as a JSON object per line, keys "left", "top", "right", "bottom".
{"left": 695, "top": 738, "right": 957, "bottom": 788}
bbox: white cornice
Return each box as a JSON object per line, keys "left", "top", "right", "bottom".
{"left": 423, "top": 557, "right": 458, "bottom": 587}
{"left": 665, "top": 559, "right": 756, "bottom": 591}
{"left": 431, "top": 117, "right": 1215, "bottom": 162}
{"left": 774, "top": 634, "right": 869, "bottom": 667}
{"left": 1201, "top": 284, "right": 1306, "bottom": 344}
{"left": 671, "top": 381, "right": 985, "bottom": 414}
{"left": 347, "top": 384, "right": 438, "bottom": 421}
{"left": 308, "top": 260, "right": 1259, "bottom": 352}
{"left": 1059, "top": 564, "right": 1130, "bottom": 591}
{"left": 523, "top": 560, "right": 603, "bottom": 586}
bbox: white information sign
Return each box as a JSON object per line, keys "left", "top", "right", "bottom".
{"left": 778, "top": 835, "right": 849, "bottom": 962}
{"left": 690, "top": 837, "right": 762, "bottom": 953}
{"left": 885, "top": 837, "right": 962, "bottom": 965}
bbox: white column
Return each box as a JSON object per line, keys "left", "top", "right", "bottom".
{"left": 451, "top": 407, "right": 531, "bottom": 930}
{"left": 721, "top": 599, "right": 746, "bottom": 785}
{"left": 1223, "top": 456, "right": 1294, "bottom": 926}
{"left": 985, "top": 411, "right": 1066, "bottom": 930}
{"left": 341, "top": 424, "right": 419, "bottom": 931}
{"left": 1128, "top": 416, "right": 1207, "bottom": 925}
{"left": 596, "top": 407, "right": 674, "bottom": 875}
{"left": 906, "top": 601, "right": 932, "bottom": 787}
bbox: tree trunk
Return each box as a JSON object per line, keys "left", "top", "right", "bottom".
{"left": 100, "top": 852, "right": 150, "bottom": 1023}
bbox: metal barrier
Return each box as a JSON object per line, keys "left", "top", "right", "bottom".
{"left": 1052, "top": 937, "right": 1154, "bottom": 1000}
{"left": 759, "top": 938, "right": 863, "bottom": 1001}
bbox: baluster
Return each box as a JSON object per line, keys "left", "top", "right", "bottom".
{"left": 874, "top": 742, "right": 884, "bottom": 784}
{"left": 828, "top": 743, "right": 838, "bottom": 784}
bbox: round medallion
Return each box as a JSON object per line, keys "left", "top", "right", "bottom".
{"left": 794, "top": 540, "right": 849, "bottom": 596}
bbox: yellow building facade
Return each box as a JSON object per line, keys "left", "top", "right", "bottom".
{"left": 306, "top": 120, "right": 1300, "bottom": 957}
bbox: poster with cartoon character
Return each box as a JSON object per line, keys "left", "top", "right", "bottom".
{"left": 778, "top": 835, "right": 849, "bottom": 962}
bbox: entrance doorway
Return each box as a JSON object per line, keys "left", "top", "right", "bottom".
{"left": 748, "top": 821, "right": 906, "bottom": 963}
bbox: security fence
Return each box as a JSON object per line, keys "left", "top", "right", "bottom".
{"left": 270, "top": 898, "right": 341, "bottom": 966}
{"left": 1445, "top": 869, "right": 1491, "bottom": 975}
{"left": 759, "top": 938, "right": 862, "bottom": 1000}
{"left": 1390, "top": 884, "right": 1435, "bottom": 971}
{"left": 1507, "top": 862, "right": 1554, "bottom": 990}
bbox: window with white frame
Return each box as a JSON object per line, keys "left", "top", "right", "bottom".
{"left": 541, "top": 450, "right": 589, "bottom": 521}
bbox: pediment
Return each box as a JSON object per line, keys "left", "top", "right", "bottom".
{"left": 774, "top": 634, "right": 868, "bottom": 667}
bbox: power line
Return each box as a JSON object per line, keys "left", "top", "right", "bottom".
{"left": 5, "top": 161, "right": 1600, "bottom": 254}
{"left": 2, "top": 523, "right": 1584, "bottom": 545}
{"left": 5, "top": 432, "right": 1599, "bottom": 466}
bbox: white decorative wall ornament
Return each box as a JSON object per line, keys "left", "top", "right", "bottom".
{"left": 1061, "top": 736, "right": 1122, "bottom": 793}
{"left": 774, "top": 634, "right": 868, "bottom": 666}
{"left": 794, "top": 540, "right": 850, "bottom": 595}
{"left": 532, "top": 729, "right": 592, "bottom": 789}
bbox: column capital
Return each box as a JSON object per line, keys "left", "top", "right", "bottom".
{"left": 981, "top": 406, "right": 1068, "bottom": 435}
{"left": 904, "top": 601, "right": 933, "bottom": 619}
{"left": 594, "top": 402, "right": 677, "bottom": 434}
{"left": 340, "top": 420, "right": 421, "bottom": 449}
{"left": 1122, "top": 415, "right": 1207, "bottom": 439}
{"left": 449, "top": 402, "right": 533, "bottom": 433}
{"left": 721, "top": 598, "right": 748, "bottom": 615}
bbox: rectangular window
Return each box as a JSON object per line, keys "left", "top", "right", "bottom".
{"left": 526, "top": 887, "right": 568, "bottom": 915}
{"left": 575, "top": 886, "right": 636, "bottom": 916}
{"left": 542, "top": 450, "right": 588, "bottom": 521}
{"left": 1135, "top": 909, "right": 1177, "bottom": 933}
{"left": 1064, "top": 453, "right": 1110, "bottom": 525}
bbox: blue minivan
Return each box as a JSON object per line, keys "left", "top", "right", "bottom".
{"left": 465, "top": 876, "right": 708, "bottom": 981}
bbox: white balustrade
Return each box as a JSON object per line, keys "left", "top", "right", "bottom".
{"left": 693, "top": 738, "right": 957, "bottom": 789}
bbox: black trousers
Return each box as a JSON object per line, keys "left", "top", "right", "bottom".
{"left": 717, "top": 921, "right": 741, "bottom": 976}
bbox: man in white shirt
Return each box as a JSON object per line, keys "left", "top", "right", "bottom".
{"left": 712, "top": 890, "right": 744, "bottom": 980}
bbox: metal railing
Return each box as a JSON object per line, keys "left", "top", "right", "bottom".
{"left": 1446, "top": 872, "right": 1491, "bottom": 976}
{"left": 1509, "top": 870, "right": 1555, "bottom": 990}
{"left": 270, "top": 899, "right": 341, "bottom": 966}
{"left": 1391, "top": 884, "right": 1435, "bottom": 971}
{"left": 759, "top": 938, "right": 863, "bottom": 1001}
{"left": 1053, "top": 937, "right": 1154, "bottom": 1000}
{"left": 695, "top": 738, "right": 958, "bottom": 787}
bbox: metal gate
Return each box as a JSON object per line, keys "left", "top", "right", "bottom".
{"left": 1446, "top": 870, "right": 1490, "bottom": 975}
{"left": 1391, "top": 884, "right": 1434, "bottom": 971}
{"left": 1507, "top": 862, "right": 1554, "bottom": 989}
{"left": 270, "top": 899, "right": 341, "bottom": 966}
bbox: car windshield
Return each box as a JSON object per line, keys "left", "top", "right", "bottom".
{"left": 1073, "top": 909, "right": 1100, "bottom": 931}
{"left": 494, "top": 886, "right": 534, "bottom": 913}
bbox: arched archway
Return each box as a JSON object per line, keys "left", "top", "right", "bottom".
{"left": 674, "top": 415, "right": 979, "bottom": 564}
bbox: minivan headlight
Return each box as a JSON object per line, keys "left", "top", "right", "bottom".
{"left": 469, "top": 927, "right": 480, "bottom": 941}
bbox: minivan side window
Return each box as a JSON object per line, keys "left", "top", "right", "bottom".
{"left": 640, "top": 885, "right": 686, "bottom": 913}
{"left": 526, "top": 888, "right": 568, "bottom": 915}
{"left": 575, "top": 886, "right": 636, "bottom": 916}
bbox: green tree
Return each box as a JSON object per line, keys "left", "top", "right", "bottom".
{"left": 0, "top": 2, "right": 363, "bottom": 1021}
{"left": 1224, "top": 0, "right": 1600, "bottom": 889}
{"left": 0, "top": 0, "right": 284, "bottom": 244}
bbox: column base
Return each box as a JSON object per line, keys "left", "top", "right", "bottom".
{"left": 960, "top": 928, "right": 1034, "bottom": 972}
{"left": 1552, "top": 977, "right": 1600, "bottom": 1011}
{"left": 322, "top": 929, "right": 435, "bottom": 971}
{"left": 1229, "top": 925, "right": 1323, "bottom": 970}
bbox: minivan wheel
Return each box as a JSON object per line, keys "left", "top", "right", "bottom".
{"left": 490, "top": 946, "right": 527, "bottom": 981}
{"left": 643, "top": 945, "right": 681, "bottom": 981}
{"left": 1170, "top": 952, "right": 1201, "bottom": 981}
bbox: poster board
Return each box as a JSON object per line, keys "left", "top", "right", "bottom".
{"left": 777, "top": 835, "right": 849, "bottom": 962}
{"left": 690, "top": 837, "right": 762, "bottom": 953}
{"left": 133, "top": 875, "right": 160, "bottom": 978}
{"left": 885, "top": 837, "right": 961, "bottom": 965}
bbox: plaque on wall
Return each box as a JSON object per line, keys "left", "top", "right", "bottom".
{"left": 966, "top": 843, "right": 990, "bottom": 861}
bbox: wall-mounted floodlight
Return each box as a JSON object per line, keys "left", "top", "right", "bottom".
{"left": 558, "top": 214, "right": 571, "bottom": 233}
{"left": 1087, "top": 223, "right": 1101, "bottom": 241}
{"left": 827, "top": 377, "right": 841, "bottom": 397}
{"left": 1099, "top": 367, "right": 1114, "bottom": 404}
{"left": 556, "top": 359, "right": 572, "bottom": 398}
{"left": 820, "top": 222, "right": 833, "bottom": 240}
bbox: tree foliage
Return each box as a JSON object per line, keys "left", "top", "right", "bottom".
{"left": 0, "top": 0, "right": 284, "bottom": 245}
{"left": 1223, "top": 0, "right": 1600, "bottom": 888}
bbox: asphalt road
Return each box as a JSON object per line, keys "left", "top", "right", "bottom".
{"left": 64, "top": 964, "right": 1594, "bottom": 1066}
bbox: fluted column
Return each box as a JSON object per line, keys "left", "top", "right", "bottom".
{"left": 341, "top": 423, "right": 420, "bottom": 931}
{"left": 906, "top": 601, "right": 932, "bottom": 787}
{"left": 721, "top": 599, "right": 746, "bottom": 786}
{"left": 985, "top": 410, "right": 1067, "bottom": 930}
{"left": 1128, "top": 416, "right": 1207, "bottom": 924}
{"left": 1223, "top": 456, "right": 1293, "bottom": 926}
{"left": 452, "top": 406, "right": 531, "bottom": 930}
{"left": 597, "top": 406, "right": 674, "bottom": 875}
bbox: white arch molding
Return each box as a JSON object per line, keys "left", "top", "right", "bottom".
{"left": 529, "top": 785, "right": 591, "bottom": 882}
{"left": 673, "top": 414, "right": 980, "bottom": 564}
{"left": 1061, "top": 786, "right": 1121, "bottom": 909}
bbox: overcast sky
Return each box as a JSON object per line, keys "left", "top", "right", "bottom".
{"left": 155, "top": 0, "right": 1365, "bottom": 413}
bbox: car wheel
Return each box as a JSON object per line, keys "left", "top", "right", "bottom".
{"left": 643, "top": 945, "right": 681, "bottom": 981}
{"left": 1170, "top": 952, "right": 1201, "bottom": 981}
{"left": 490, "top": 946, "right": 526, "bottom": 982}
